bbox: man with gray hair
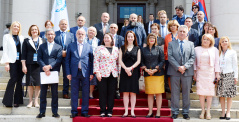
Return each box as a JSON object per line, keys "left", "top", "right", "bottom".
{"left": 70, "top": 16, "right": 88, "bottom": 41}
{"left": 120, "top": 13, "right": 146, "bottom": 48}
{"left": 36, "top": 29, "right": 62, "bottom": 118}
{"left": 109, "top": 23, "right": 124, "bottom": 48}
{"left": 167, "top": 25, "right": 195, "bottom": 120}
{"left": 54, "top": 19, "right": 75, "bottom": 99}
{"left": 65, "top": 28, "right": 93, "bottom": 118}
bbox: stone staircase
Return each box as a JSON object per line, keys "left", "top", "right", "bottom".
{"left": 0, "top": 51, "right": 239, "bottom": 122}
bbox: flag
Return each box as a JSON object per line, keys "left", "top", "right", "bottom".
{"left": 51, "top": 0, "right": 70, "bottom": 31}
{"left": 191, "top": 0, "right": 208, "bottom": 21}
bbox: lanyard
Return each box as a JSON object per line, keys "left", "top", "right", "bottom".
{"left": 32, "top": 37, "right": 39, "bottom": 50}
{"left": 171, "top": 33, "right": 177, "bottom": 41}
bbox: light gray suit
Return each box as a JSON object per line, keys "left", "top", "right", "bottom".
{"left": 167, "top": 39, "right": 195, "bottom": 115}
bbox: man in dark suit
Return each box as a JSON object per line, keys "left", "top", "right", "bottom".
{"left": 65, "top": 28, "right": 93, "bottom": 118}
{"left": 109, "top": 23, "right": 124, "bottom": 48}
{"left": 94, "top": 12, "right": 110, "bottom": 43}
{"left": 120, "top": 13, "right": 147, "bottom": 48}
{"left": 185, "top": 17, "right": 199, "bottom": 47}
{"left": 36, "top": 29, "right": 62, "bottom": 118}
{"left": 167, "top": 25, "right": 195, "bottom": 120}
{"left": 144, "top": 14, "right": 154, "bottom": 35}
{"left": 70, "top": 16, "right": 88, "bottom": 41}
{"left": 191, "top": 11, "right": 206, "bottom": 36}
{"left": 54, "top": 19, "right": 75, "bottom": 99}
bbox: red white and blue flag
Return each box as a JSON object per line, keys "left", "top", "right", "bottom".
{"left": 191, "top": 0, "right": 208, "bottom": 21}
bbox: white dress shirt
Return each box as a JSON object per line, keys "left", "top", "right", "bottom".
{"left": 219, "top": 49, "right": 238, "bottom": 78}
{"left": 77, "top": 41, "right": 84, "bottom": 69}
{"left": 47, "top": 41, "right": 54, "bottom": 55}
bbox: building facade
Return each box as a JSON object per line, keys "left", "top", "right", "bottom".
{"left": 0, "top": 0, "right": 238, "bottom": 48}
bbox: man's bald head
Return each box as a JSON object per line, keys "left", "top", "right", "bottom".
{"left": 130, "top": 13, "right": 138, "bottom": 22}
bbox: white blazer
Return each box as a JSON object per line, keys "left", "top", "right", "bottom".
{"left": 0, "top": 34, "right": 24, "bottom": 64}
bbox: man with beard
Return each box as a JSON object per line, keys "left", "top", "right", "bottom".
{"left": 120, "top": 13, "right": 146, "bottom": 48}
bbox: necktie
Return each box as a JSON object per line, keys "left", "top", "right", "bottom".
{"left": 103, "top": 23, "right": 107, "bottom": 34}
{"left": 78, "top": 43, "right": 83, "bottom": 69}
{"left": 161, "top": 26, "right": 165, "bottom": 37}
{"left": 180, "top": 41, "right": 183, "bottom": 54}
{"left": 61, "top": 32, "right": 65, "bottom": 49}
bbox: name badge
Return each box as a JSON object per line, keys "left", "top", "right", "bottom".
{"left": 33, "top": 53, "right": 37, "bottom": 61}
{"left": 16, "top": 52, "right": 19, "bottom": 60}
{"left": 220, "top": 59, "right": 226, "bottom": 68}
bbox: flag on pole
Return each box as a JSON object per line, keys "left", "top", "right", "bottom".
{"left": 191, "top": 0, "right": 208, "bottom": 21}
{"left": 51, "top": 0, "right": 70, "bottom": 31}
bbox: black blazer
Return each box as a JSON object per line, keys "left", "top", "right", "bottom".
{"left": 21, "top": 37, "right": 44, "bottom": 64}
{"left": 141, "top": 46, "right": 165, "bottom": 76}
{"left": 144, "top": 22, "right": 150, "bottom": 35}
{"left": 37, "top": 42, "right": 62, "bottom": 72}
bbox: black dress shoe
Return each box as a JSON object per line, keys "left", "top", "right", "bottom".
{"left": 171, "top": 114, "right": 178, "bottom": 119}
{"left": 155, "top": 116, "right": 160, "bottom": 118}
{"left": 100, "top": 113, "right": 105, "bottom": 117}
{"left": 36, "top": 113, "right": 45, "bottom": 118}
{"left": 70, "top": 113, "right": 78, "bottom": 118}
{"left": 81, "top": 113, "right": 90, "bottom": 117}
{"left": 63, "top": 94, "right": 70, "bottom": 99}
{"left": 4, "top": 105, "right": 13, "bottom": 107}
{"left": 121, "top": 114, "right": 128, "bottom": 118}
{"left": 131, "top": 115, "right": 136, "bottom": 118}
{"left": 183, "top": 114, "right": 190, "bottom": 120}
{"left": 52, "top": 113, "right": 60, "bottom": 118}
{"left": 107, "top": 114, "right": 112, "bottom": 117}
{"left": 115, "top": 94, "right": 120, "bottom": 99}
{"left": 146, "top": 113, "right": 153, "bottom": 118}
{"left": 219, "top": 114, "right": 226, "bottom": 119}
{"left": 14, "top": 104, "right": 19, "bottom": 107}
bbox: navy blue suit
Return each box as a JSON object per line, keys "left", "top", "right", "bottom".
{"left": 70, "top": 26, "right": 88, "bottom": 41}
{"left": 65, "top": 41, "right": 93, "bottom": 114}
{"left": 114, "top": 35, "right": 125, "bottom": 48}
{"left": 37, "top": 42, "right": 62, "bottom": 114}
{"left": 188, "top": 28, "right": 199, "bottom": 47}
{"left": 39, "top": 31, "right": 47, "bottom": 42}
{"left": 54, "top": 30, "right": 75, "bottom": 95}
{"left": 120, "top": 23, "right": 146, "bottom": 48}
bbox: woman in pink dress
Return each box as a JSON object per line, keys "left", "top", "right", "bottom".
{"left": 194, "top": 34, "right": 220, "bottom": 120}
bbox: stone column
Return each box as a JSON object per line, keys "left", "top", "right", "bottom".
{"left": 74, "top": 0, "right": 90, "bottom": 27}
{"left": 211, "top": 0, "right": 239, "bottom": 44}
{"left": 108, "top": 2, "right": 114, "bottom": 24}
{"left": 12, "top": 0, "right": 50, "bottom": 37}
{"left": 149, "top": 2, "right": 155, "bottom": 15}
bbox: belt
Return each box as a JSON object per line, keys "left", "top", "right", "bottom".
{"left": 78, "top": 68, "right": 82, "bottom": 71}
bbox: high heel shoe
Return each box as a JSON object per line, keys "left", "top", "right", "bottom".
{"left": 206, "top": 112, "right": 211, "bottom": 120}
{"left": 226, "top": 113, "right": 231, "bottom": 120}
{"left": 199, "top": 110, "right": 205, "bottom": 119}
{"left": 121, "top": 114, "right": 128, "bottom": 118}
{"left": 34, "top": 102, "right": 40, "bottom": 108}
{"left": 219, "top": 114, "right": 226, "bottom": 119}
{"left": 146, "top": 113, "right": 153, "bottom": 118}
{"left": 27, "top": 102, "right": 33, "bottom": 108}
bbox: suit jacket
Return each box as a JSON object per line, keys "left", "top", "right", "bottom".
{"left": 0, "top": 34, "right": 24, "bottom": 64}
{"left": 144, "top": 22, "right": 150, "bottom": 35}
{"left": 188, "top": 28, "right": 199, "bottom": 47}
{"left": 84, "top": 37, "right": 100, "bottom": 53}
{"left": 70, "top": 26, "right": 88, "bottom": 41}
{"left": 54, "top": 30, "right": 75, "bottom": 50}
{"left": 120, "top": 23, "right": 146, "bottom": 47}
{"left": 194, "top": 46, "right": 220, "bottom": 72}
{"left": 93, "top": 46, "right": 120, "bottom": 77}
{"left": 191, "top": 21, "right": 206, "bottom": 35}
{"left": 167, "top": 39, "right": 195, "bottom": 76}
{"left": 37, "top": 42, "right": 62, "bottom": 72}
{"left": 65, "top": 41, "right": 93, "bottom": 77}
{"left": 94, "top": 23, "right": 110, "bottom": 42}
{"left": 114, "top": 35, "right": 125, "bottom": 48}
{"left": 21, "top": 37, "right": 44, "bottom": 64}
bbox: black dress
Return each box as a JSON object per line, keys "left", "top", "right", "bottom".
{"left": 119, "top": 46, "right": 140, "bottom": 94}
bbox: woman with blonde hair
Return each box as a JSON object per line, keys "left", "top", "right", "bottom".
{"left": 217, "top": 37, "right": 238, "bottom": 120}
{"left": 1, "top": 21, "right": 24, "bottom": 107}
{"left": 194, "top": 34, "right": 220, "bottom": 120}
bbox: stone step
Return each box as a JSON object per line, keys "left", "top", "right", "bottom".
{"left": 166, "top": 92, "right": 239, "bottom": 101}
{"left": 0, "top": 106, "right": 239, "bottom": 119}
{"left": 0, "top": 115, "right": 72, "bottom": 122}
{"left": 0, "top": 97, "right": 71, "bottom": 107}
{"left": 0, "top": 77, "right": 65, "bottom": 84}
{"left": 0, "top": 90, "right": 81, "bottom": 98}
{"left": 0, "top": 83, "right": 71, "bottom": 90}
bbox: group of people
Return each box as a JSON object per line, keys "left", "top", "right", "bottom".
{"left": 0, "top": 4, "right": 238, "bottom": 120}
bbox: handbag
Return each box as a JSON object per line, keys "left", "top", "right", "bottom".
{"left": 22, "top": 75, "right": 26, "bottom": 85}
{"left": 139, "top": 68, "right": 145, "bottom": 92}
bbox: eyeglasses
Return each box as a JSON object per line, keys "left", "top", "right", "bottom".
{"left": 192, "top": 7, "right": 198, "bottom": 9}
